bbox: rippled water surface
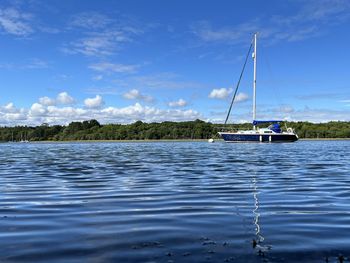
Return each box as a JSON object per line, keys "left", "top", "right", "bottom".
{"left": 1, "top": 141, "right": 350, "bottom": 262}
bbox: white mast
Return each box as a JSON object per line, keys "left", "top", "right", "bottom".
{"left": 253, "top": 33, "right": 257, "bottom": 129}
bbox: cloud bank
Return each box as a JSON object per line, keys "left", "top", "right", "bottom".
{"left": 0, "top": 93, "right": 200, "bottom": 126}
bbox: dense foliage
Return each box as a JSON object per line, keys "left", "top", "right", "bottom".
{"left": 0, "top": 119, "right": 350, "bottom": 142}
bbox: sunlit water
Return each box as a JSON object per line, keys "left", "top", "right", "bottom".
{"left": 0, "top": 141, "right": 349, "bottom": 262}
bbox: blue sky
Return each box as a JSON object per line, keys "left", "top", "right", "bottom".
{"left": 0, "top": 0, "right": 350, "bottom": 125}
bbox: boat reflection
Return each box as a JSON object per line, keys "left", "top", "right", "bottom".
{"left": 252, "top": 175, "right": 271, "bottom": 256}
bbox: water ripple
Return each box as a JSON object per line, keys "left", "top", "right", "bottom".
{"left": 0, "top": 141, "right": 350, "bottom": 262}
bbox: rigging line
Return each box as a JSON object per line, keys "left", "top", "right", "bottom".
{"left": 224, "top": 38, "right": 254, "bottom": 125}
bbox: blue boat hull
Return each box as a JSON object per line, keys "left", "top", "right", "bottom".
{"left": 219, "top": 133, "right": 298, "bottom": 142}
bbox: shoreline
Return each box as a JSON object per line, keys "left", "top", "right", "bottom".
{"left": 299, "top": 138, "right": 350, "bottom": 141}
{"left": 13, "top": 139, "right": 212, "bottom": 143}
{"left": 2, "top": 138, "right": 350, "bottom": 143}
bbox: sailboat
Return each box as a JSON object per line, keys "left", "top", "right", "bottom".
{"left": 218, "top": 33, "right": 298, "bottom": 143}
{"left": 20, "top": 132, "right": 29, "bottom": 143}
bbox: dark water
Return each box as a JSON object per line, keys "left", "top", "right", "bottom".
{"left": 0, "top": 141, "right": 350, "bottom": 262}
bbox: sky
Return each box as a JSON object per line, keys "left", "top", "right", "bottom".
{"left": 0, "top": 0, "right": 350, "bottom": 126}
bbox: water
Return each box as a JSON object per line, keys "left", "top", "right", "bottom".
{"left": 0, "top": 141, "right": 349, "bottom": 262}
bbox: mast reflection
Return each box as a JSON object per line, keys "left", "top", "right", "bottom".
{"left": 252, "top": 176, "right": 270, "bottom": 255}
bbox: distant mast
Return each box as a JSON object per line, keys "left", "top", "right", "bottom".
{"left": 252, "top": 33, "right": 257, "bottom": 130}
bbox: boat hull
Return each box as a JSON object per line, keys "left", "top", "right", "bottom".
{"left": 218, "top": 132, "right": 298, "bottom": 143}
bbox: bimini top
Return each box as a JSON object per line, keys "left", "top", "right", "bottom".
{"left": 252, "top": 120, "right": 283, "bottom": 126}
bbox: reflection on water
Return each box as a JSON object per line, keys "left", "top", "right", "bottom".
{"left": 253, "top": 176, "right": 263, "bottom": 248}
{"left": 0, "top": 141, "right": 350, "bottom": 262}
{"left": 252, "top": 174, "right": 271, "bottom": 258}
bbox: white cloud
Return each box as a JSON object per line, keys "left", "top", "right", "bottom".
{"left": 89, "top": 62, "right": 139, "bottom": 74}
{"left": 84, "top": 95, "right": 104, "bottom": 108}
{"left": 29, "top": 103, "right": 47, "bottom": 116}
{"left": 0, "top": 102, "right": 26, "bottom": 124}
{"left": 0, "top": 8, "right": 33, "bottom": 36}
{"left": 123, "top": 89, "right": 153, "bottom": 102}
{"left": 67, "top": 34, "right": 116, "bottom": 56}
{"left": 38, "top": 93, "right": 75, "bottom": 107}
{"left": 208, "top": 88, "right": 232, "bottom": 99}
{"left": 1, "top": 98, "right": 350, "bottom": 126}
{"left": 39, "top": 96, "right": 56, "bottom": 106}
{"left": 0, "top": 101, "right": 201, "bottom": 126}
{"left": 235, "top": 92, "right": 249, "bottom": 102}
{"left": 101, "top": 103, "right": 200, "bottom": 123}
{"left": 280, "top": 106, "right": 350, "bottom": 123}
{"left": 191, "top": 1, "right": 350, "bottom": 45}
{"left": 57, "top": 92, "right": 75, "bottom": 105}
{"left": 210, "top": 103, "right": 350, "bottom": 124}
{"left": 123, "top": 89, "right": 140, "bottom": 99}
{"left": 273, "top": 0, "right": 350, "bottom": 25}
{"left": 4, "top": 102, "right": 15, "bottom": 112}
{"left": 64, "top": 28, "right": 142, "bottom": 57}
{"left": 168, "top": 98, "right": 187, "bottom": 107}
{"left": 64, "top": 12, "right": 149, "bottom": 57}
{"left": 208, "top": 89, "right": 248, "bottom": 102}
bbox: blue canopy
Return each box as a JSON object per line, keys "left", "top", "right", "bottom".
{"left": 252, "top": 120, "right": 283, "bottom": 125}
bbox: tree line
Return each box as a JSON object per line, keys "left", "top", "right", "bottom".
{"left": 0, "top": 119, "right": 349, "bottom": 142}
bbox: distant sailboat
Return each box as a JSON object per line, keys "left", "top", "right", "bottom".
{"left": 8, "top": 131, "right": 15, "bottom": 143}
{"left": 20, "top": 132, "right": 29, "bottom": 143}
{"left": 218, "top": 33, "right": 298, "bottom": 143}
